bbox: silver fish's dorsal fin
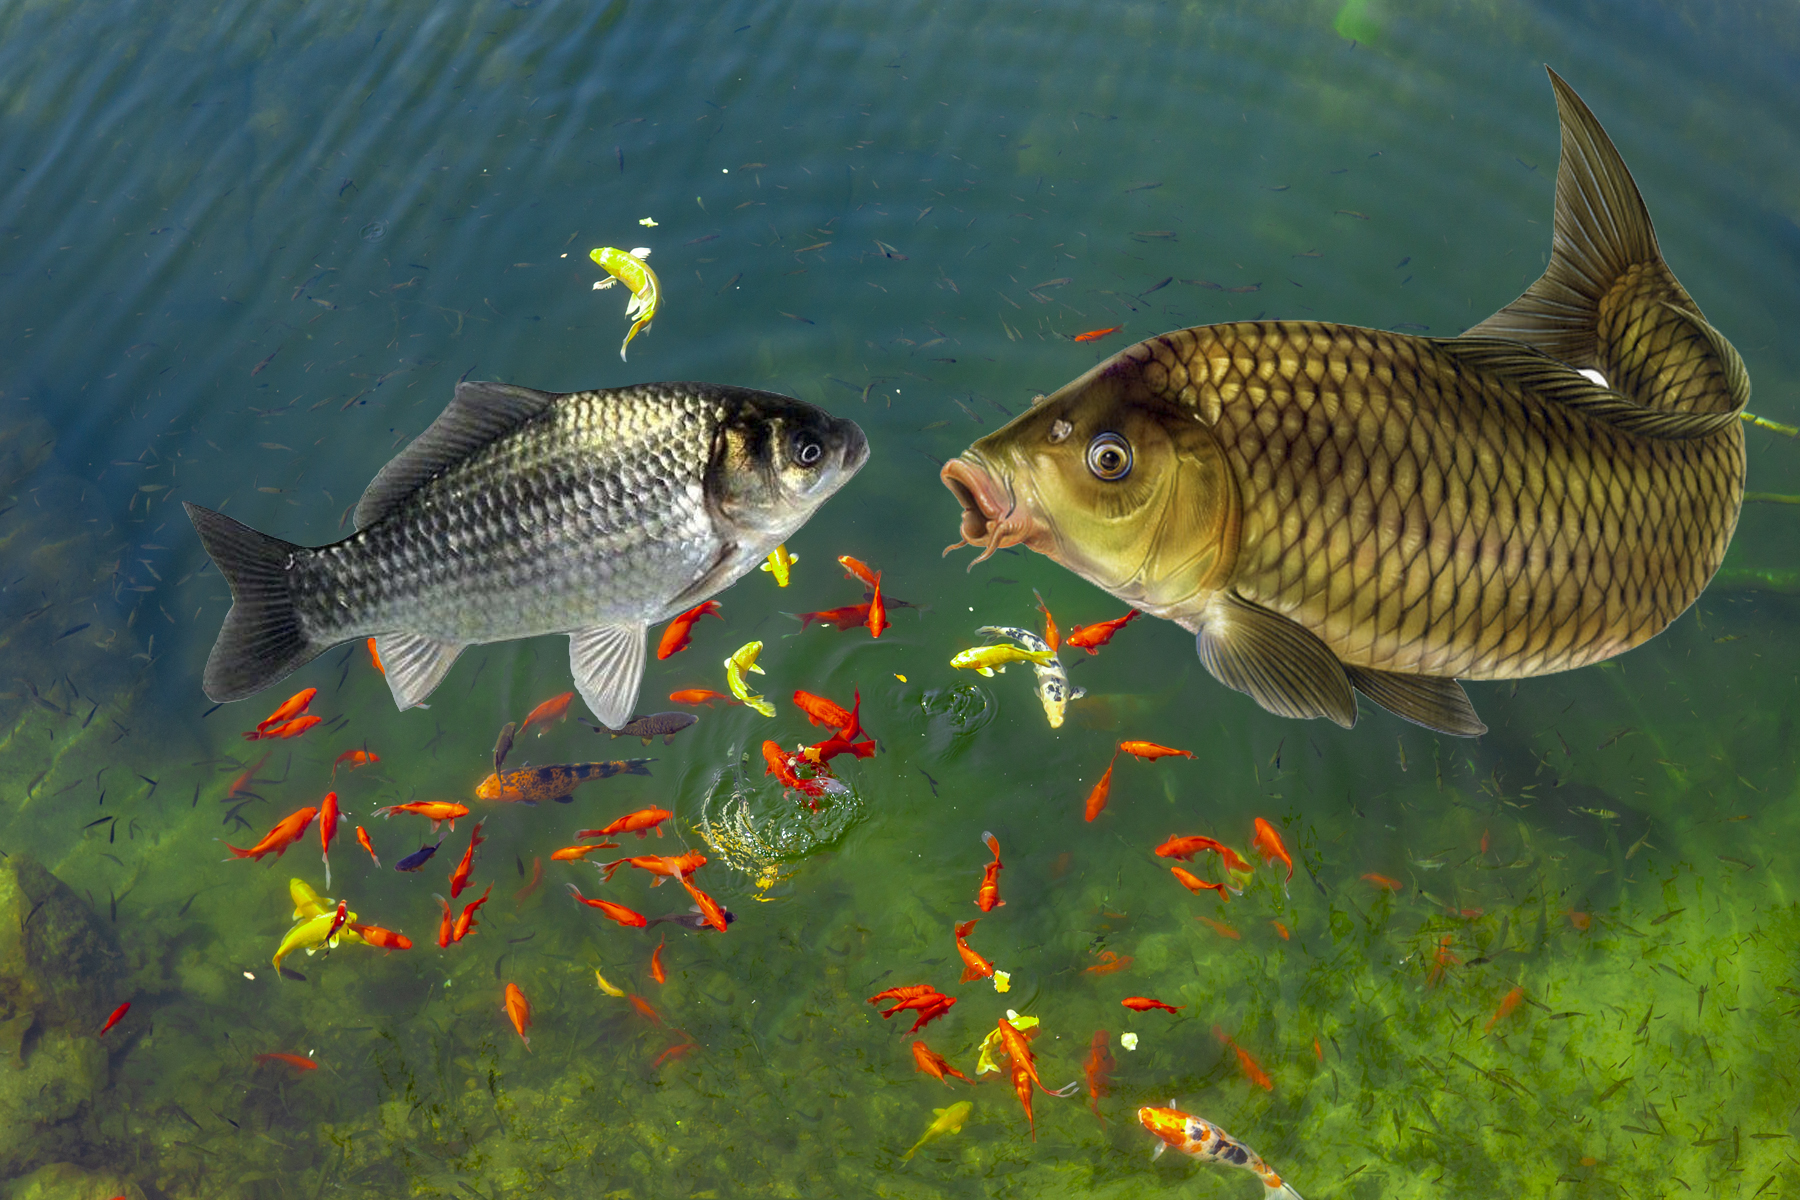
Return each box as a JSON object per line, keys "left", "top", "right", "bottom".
{"left": 378, "top": 633, "right": 464, "bottom": 709}
{"left": 569, "top": 621, "right": 648, "bottom": 729}
{"left": 1195, "top": 592, "right": 1357, "bottom": 729}
{"left": 1436, "top": 338, "right": 1743, "bottom": 438}
{"left": 1461, "top": 68, "right": 1661, "bottom": 369}
{"left": 356, "top": 382, "right": 562, "bottom": 528}
{"left": 1343, "top": 666, "right": 1486, "bottom": 737}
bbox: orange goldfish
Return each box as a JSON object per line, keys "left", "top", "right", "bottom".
{"left": 796, "top": 603, "right": 873, "bottom": 631}
{"left": 1085, "top": 1030, "right": 1115, "bottom": 1121}
{"left": 225, "top": 806, "right": 318, "bottom": 862}
{"left": 1214, "top": 1027, "right": 1273, "bottom": 1091}
{"left": 257, "top": 715, "right": 322, "bottom": 740}
{"left": 434, "top": 895, "right": 454, "bottom": 948}
{"left": 332, "top": 749, "right": 378, "bottom": 779}
{"left": 913, "top": 1040, "right": 971, "bottom": 1086}
{"left": 519, "top": 691, "right": 576, "bottom": 736}
{"left": 1118, "top": 740, "right": 1193, "bottom": 761}
{"left": 870, "top": 986, "right": 956, "bottom": 1033}
{"left": 977, "top": 831, "right": 1005, "bottom": 911}
{"left": 1272, "top": 920, "right": 1291, "bottom": 940}
{"left": 1033, "top": 589, "right": 1060, "bottom": 651}
{"left": 1071, "top": 325, "right": 1122, "bottom": 342}
{"left": 598, "top": 850, "right": 706, "bottom": 885}
{"left": 628, "top": 994, "right": 663, "bottom": 1025}
{"left": 514, "top": 855, "right": 544, "bottom": 905}
{"left": 365, "top": 637, "right": 384, "bottom": 675}
{"left": 1426, "top": 934, "right": 1460, "bottom": 988}
{"left": 1251, "top": 818, "right": 1293, "bottom": 886}
{"left": 838, "top": 555, "right": 880, "bottom": 588}
{"left": 1484, "top": 986, "right": 1524, "bottom": 1032}
{"left": 1122, "top": 996, "right": 1182, "bottom": 1014}
{"left": 1084, "top": 751, "right": 1119, "bottom": 822}
{"left": 354, "top": 825, "right": 380, "bottom": 867}
{"left": 579, "top": 807, "right": 673, "bottom": 840}
{"left": 793, "top": 689, "right": 860, "bottom": 737}
{"left": 1154, "top": 834, "right": 1230, "bottom": 862}
{"left": 650, "top": 939, "right": 667, "bottom": 985}
{"left": 657, "top": 600, "right": 723, "bottom": 660}
{"left": 1086, "top": 949, "right": 1134, "bottom": 976}
{"left": 1195, "top": 914, "right": 1241, "bottom": 939}
{"left": 669, "top": 688, "right": 734, "bottom": 706}
{"left": 98, "top": 1001, "right": 130, "bottom": 1038}
{"left": 803, "top": 734, "right": 877, "bottom": 765}
{"left": 1065, "top": 609, "right": 1139, "bottom": 653}
{"left": 1362, "top": 873, "right": 1403, "bottom": 892}
{"left": 318, "top": 790, "right": 342, "bottom": 889}
{"left": 1566, "top": 910, "right": 1592, "bottom": 932}
{"left": 348, "top": 923, "right": 411, "bottom": 951}
{"left": 652, "top": 1039, "right": 697, "bottom": 1068}
{"left": 502, "top": 982, "right": 531, "bottom": 1048}
{"left": 994, "top": 1015, "right": 1071, "bottom": 1098}
{"left": 254, "top": 1052, "right": 318, "bottom": 1071}
{"left": 476, "top": 760, "right": 653, "bottom": 803}
{"left": 1008, "top": 1057, "right": 1038, "bottom": 1140}
{"left": 566, "top": 884, "right": 649, "bottom": 927}
{"left": 226, "top": 751, "right": 272, "bottom": 799}
{"left": 762, "top": 740, "right": 831, "bottom": 804}
{"left": 452, "top": 885, "right": 491, "bottom": 942}
{"left": 372, "top": 801, "right": 469, "bottom": 834}
{"left": 252, "top": 688, "right": 316, "bottom": 734}
{"left": 954, "top": 919, "right": 994, "bottom": 982}
{"left": 866, "top": 575, "right": 889, "bottom": 638}
{"left": 677, "top": 876, "right": 731, "bottom": 932}
{"left": 448, "top": 820, "right": 485, "bottom": 899}
{"left": 550, "top": 843, "right": 618, "bottom": 861}
{"left": 1171, "top": 866, "right": 1228, "bottom": 899}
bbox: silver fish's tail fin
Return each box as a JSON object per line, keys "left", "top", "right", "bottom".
{"left": 185, "top": 502, "right": 325, "bottom": 702}
{"left": 1464, "top": 68, "right": 1748, "bottom": 418}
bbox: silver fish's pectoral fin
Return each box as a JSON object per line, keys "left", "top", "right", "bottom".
{"left": 379, "top": 633, "right": 465, "bottom": 710}
{"left": 569, "top": 621, "right": 648, "bottom": 730}
{"left": 1343, "top": 666, "right": 1486, "bottom": 738}
{"left": 356, "top": 381, "right": 561, "bottom": 528}
{"left": 1194, "top": 593, "right": 1356, "bottom": 729}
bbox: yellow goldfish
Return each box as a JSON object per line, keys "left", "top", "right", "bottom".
{"left": 273, "top": 906, "right": 357, "bottom": 975}
{"left": 903, "top": 1101, "right": 973, "bottom": 1161}
{"left": 289, "top": 878, "right": 330, "bottom": 921}
{"left": 976, "top": 1011, "right": 1039, "bottom": 1075}
{"left": 725, "top": 641, "right": 775, "bottom": 717}
{"left": 589, "top": 246, "right": 660, "bottom": 360}
{"left": 594, "top": 970, "right": 626, "bottom": 997}
{"left": 951, "top": 643, "right": 1055, "bottom": 677}
{"left": 759, "top": 544, "right": 798, "bottom": 587}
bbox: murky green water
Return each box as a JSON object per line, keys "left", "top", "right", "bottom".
{"left": 2, "top": 1, "right": 1798, "bottom": 1196}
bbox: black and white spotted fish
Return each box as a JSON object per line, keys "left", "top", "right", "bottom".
{"left": 1138, "top": 1103, "right": 1302, "bottom": 1198}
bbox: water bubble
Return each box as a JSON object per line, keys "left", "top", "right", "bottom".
{"left": 360, "top": 220, "right": 388, "bottom": 242}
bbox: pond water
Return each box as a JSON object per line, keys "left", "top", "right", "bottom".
{"left": 1, "top": 1, "right": 1797, "bottom": 1196}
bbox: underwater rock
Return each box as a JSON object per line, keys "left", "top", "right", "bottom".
{"left": 0, "top": 856, "right": 126, "bottom": 1032}
{"left": 6, "top": 1161, "right": 145, "bottom": 1200}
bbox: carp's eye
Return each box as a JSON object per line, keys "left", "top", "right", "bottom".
{"left": 1086, "top": 432, "right": 1132, "bottom": 481}
{"left": 792, "top": 431, "right": 824, "bottom": 467}
{"left": 1048, "top": 419, "right": 1072, "bottom": 444}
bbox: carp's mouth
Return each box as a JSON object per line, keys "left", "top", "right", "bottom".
{"left": 940, "top": 456, "right": 1045, "bottom": 568}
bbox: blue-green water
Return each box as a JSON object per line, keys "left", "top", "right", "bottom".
{"left": 2, "top": 1, "right": 1798, "bottom": 1196}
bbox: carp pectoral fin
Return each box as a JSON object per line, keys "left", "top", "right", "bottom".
{"left": 356, "top": 381, "right": 560, "bottom": 528}
{"left": 1342, "top": 666, "right": 1487, "bottom": 738}
{"left": 570, "top": 621, "right": 647, "bottom": 730}
{"left": 379, "top": 633, "right": 465, "bottom": 710}
{"left": 1461, "top": 68, "right": 1660, "bottom": 370}
{"left": 1194, "top": 593, "right": 1356, "bottom": 729}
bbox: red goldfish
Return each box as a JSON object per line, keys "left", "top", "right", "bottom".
{"left": 1033, "top": 589, "right": 1060, "bottom": 650}
{"left": 912, "top": 1040, "right": 971, "bottom": 1086}
{"left": 519, "top": 691, "right": 575, "bottom": 736}
{"left": 1086, "top": 950, "right": 1134, "bottom": 976}
{"left": 365, "top": 637, "right": 384, "bottom": 675}
{"left": 254, "top": 1052, "right": 318, "bottom": 1071}
{"left": 434, "top": 896, "right": 454, "bottom": 948}
{"left": 503, "top": 982, "right": 531, "bottom": 1048}
{"left": 1426, "top": 935, "right": 1460, "bottom": 988}
{"left": 1065, "top": 609, "right": 1139, "bottom": 653}
{"left": 354, "top": 825, "right": 380, "bottom": 867}
{"left": 1485, "top": 986, "right": 1524, "bottom": 1032}
{"left": 348, "top": 923, "right": 411, "bottom": 951}
{"left": 1071, "top": 326, "right": 1122, "bottom": 342}
{"left": 452, "top": 885, "right": 491, "bottom": 942}
{"left": 1118, "top": 740, "right": 1193, "bottom": 761}
{"left": 448, "top": 820, "right": 485, "bottom": 899}
{"left": 795, "top": 603, "right": 874, "bottom": 632}
{"left": 1171, "top": 866, "right": 1228, "bottom": 899}
{"left": 514, "top": 856, "right": 545, "bottom": 905}
{"left": 678, "top": 876, "right": 730, "bottom": 932}
{"left": 866, "top": 575, "right": 889, "bottom": 638}
{"left": 1214, "top": 1026, "right": 1274, "bottom": 1091}
{"left": 1195, "top": 914, "right": 1241, "bottom": 939}
{"left": 372, "top": 801, "right": 469, "bottom": 833}
{"left": 257, "top": 715, "right": 322, "bottom": 740}
{"left": 579, "top": 807, "right": 673, "bottom": 840}
{"left": 225, "top": 806, "right": 318, "bottom": 862}
{"left": 1084, "top": 751, "right": 1118, "bottom": 822}
{"left": 251, "top": 688, "right": 315, "bottom": 735}
{"left": 332, "top": 748, "right": 378, "bottom": 778}
{"left": 792, "top": 688, "right": 860, "bottom": 737}
{"left": 1251, "top": 818, "right": 1293, "bottom": 886}
{"left": 98, "top": 1001, "right": 130, "bottom": 1038}
{"left": 669, "top": 688, "right": 734, "bottom": 706}
{"left": 1363, "top": 873, "right": 1403, "bottom": 891}
{"left": 649, "top": 940, "right": 667, "bottom": 985}
{"left": 550, "top": 843, "right": 618, "bottom": 862}
{"left": 954, "top": 919, "right": 994, "bottom": 982}
{"left": 838, "top": 555, "right": 880, "bottom": 587}
{"left": 1121, "top": 997, "right": 1183, "bottom": 1014}
{"left": 1085, "top": 1030, "right": 1115, "bottom": 1120}
{"left": 977, "top": 831, "right": 1004, "bottom": 911}
{"left": 657, "top": 600, "right": 723, "bottom": 659}
{"left": 598, "top": 850, "right": 706, "bottom": 886}
{"left": 1154, "top": 834, "right": 1230, "bottom": 861}
{"left": 318, "top": 790, "right": 342, "bottom": 888}
{"left": 566, "top": 885, "right": 648, "bottom": 927}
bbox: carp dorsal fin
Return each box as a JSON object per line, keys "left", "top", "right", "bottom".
{"left": 356, "top": 381, "right": 561, "bottom": 528}
{"left": 1436, "top": 338, "right": 1742, "bottom": 439}
{"left": 1461, "top": 68, "right": 1661, "bottom": 370}
{"left": 1195, "top": 592, "right": 1357, "bottom": 729}
{"left": 1343, "top": 666, "right": 1486, "bottom": 738}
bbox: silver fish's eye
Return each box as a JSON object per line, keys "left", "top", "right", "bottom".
{"left": 792, "top": 433, "right": 823, "bottom": 466}
{"left": 1086, "top": 432, "right": 1132, "bottom": 481}
{"left": 1048, "top": 419, "right": 1072, "bottom": 444}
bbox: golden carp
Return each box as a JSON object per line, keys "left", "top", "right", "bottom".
{"left": 940, "top": 70, "right": 1747, "bottom": 737}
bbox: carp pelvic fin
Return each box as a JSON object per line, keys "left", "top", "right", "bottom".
{"left": 1343, "top": 665, "right": 1486, "bottom": 738}
{"left": 570, "top": 621, "right": 648, "bottom": 729}
{"left": 1194, "top": 593, "right": 1356, "bottom": 729}
{"left": 357, "top": 381, "right": 560, "bottom": 528}
{"left": 379, "top": 633, "right": 465, "bottom": 709}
